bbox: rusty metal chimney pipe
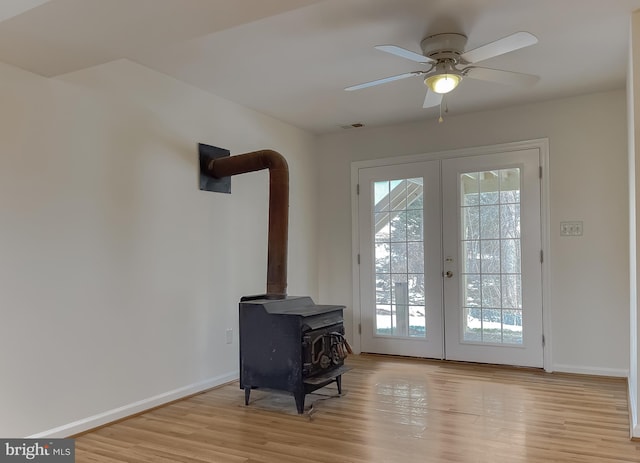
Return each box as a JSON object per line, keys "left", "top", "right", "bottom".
{"left": 204, "top": 149, "right": 289, "bottom": 298}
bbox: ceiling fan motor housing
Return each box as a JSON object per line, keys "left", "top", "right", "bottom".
{"left": 420, "top": 33, "right": 468, "bottom": 63}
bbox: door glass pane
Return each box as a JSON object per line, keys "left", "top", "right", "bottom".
{"left": 373, "top": 178, "right": 425, "bottom": 338}
{"left": 460, "top": 168, "right": 523, "bottom": 345}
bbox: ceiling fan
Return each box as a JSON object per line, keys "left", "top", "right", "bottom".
{"left": 345, "top": 32, "right": 539, "bottom": 109}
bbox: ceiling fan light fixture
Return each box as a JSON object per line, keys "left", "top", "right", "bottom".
{"left": 424, "top": 73, "right": 462, "bottom": 94}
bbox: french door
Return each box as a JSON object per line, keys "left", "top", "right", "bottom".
{"left": 358, "top": 161, "right": 444, "bottom": 358}
{"left": 357, "top": 149, "right": 543, "bottom": 367}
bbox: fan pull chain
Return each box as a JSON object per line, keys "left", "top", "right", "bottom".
{"left": 438, "top": 94, "right": 449, "bottom": 123}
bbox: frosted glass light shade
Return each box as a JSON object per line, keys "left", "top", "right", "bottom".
{"left": 424, "top": 74, "right": 461, "bottom": 94}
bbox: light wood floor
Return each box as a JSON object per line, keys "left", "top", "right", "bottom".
{"left": 75, "top": 354, "right": 640, "bottom": 462}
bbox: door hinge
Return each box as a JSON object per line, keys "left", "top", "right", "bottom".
{"left": 542, "top": 334, "right": 546, "bottom": 347}
{"left": 540, "top": 250, "right": 543, "bottom": 263}
{"left": 357, "top": 253, "right": 360, "bottom": 265}
{"left": 358, "top": 323, "right": 362, "bottom": 335}
{"left": 539, "top": 166, "right": 543, "bottom": 179}
{"left": 356, "top": 184, "right": 360, "bottom": 195}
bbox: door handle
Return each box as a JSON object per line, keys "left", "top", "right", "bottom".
{"left": 444, "top": 271, "right": 453, "bottom": 278}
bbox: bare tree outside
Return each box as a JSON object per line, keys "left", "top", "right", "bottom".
{"left": 461, "top": 169, "right": 523, "bottom": 344}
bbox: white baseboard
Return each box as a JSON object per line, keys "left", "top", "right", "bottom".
{"left": 552, "top": 363, "right": 629, "bottom": 378}
{"left": 27, "top": 371, "right": 239, "bottom": 438}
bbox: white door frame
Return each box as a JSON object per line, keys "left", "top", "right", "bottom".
{"left": 350, "top": 138, "right": 552, "bottom": 371}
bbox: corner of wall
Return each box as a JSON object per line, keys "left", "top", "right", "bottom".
{"left": 628, "top": 10, "right": 640, "bottom": 437}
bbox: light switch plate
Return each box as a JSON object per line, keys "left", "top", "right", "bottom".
{"left": 560, "top": 221, "right": 583, "bottom": 236}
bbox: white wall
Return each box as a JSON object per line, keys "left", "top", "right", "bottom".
{"left": 0, "top": 59, "right": 319, "bottom": 437}
{"left": 317, "top": 90, "right": 629, "bottom": 375}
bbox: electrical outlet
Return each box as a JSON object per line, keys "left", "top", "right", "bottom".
{"left": 560, "top": 221, "right": 583, "bottom": 237}
{"left": 225, "top": 328, "right": 233, "bottom": 344}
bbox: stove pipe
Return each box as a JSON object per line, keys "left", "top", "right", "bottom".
{"left": 203, "top": 149, "right": 289, "bottom": 299}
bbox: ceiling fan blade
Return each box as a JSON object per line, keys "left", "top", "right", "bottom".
{"left": 345, "top": 72, "right": 420, "bottom": 91}
{"left": 464, "top": 67, "right": 539, "bottom": 86}
{"left": 375, "top": 45, "right": 435, "bottom": 64}
{"left": 460, "top": 32, "right": 537, "bottom": 64}
{"left": 423, "top": 89, "right": 442, "bottom": 108}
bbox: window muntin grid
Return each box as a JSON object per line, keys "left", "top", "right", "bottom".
{"left": 460, "top": 169, "right": 523, "bottom": 344}
{"left": 373, "top": 178, "right": 425, "bottom": 338}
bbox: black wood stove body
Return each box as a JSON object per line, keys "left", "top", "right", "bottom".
{"left": 239, "top": 295, "right": 348, "bottom": 413}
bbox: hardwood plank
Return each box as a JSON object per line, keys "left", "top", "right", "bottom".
{"left": 75, "top": 354, "right": 640, "bottom": 462}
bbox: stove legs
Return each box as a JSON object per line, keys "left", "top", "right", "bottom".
{"left": 244, "top": 373, "right": 344, "bottom": 414}
{"left": 296, "top": 374, "right": 343, "bottom": 414}
{"left": 244, "top": 386, "right": 251, "bottom": 406}
{"left": 294, "top": 391, "right": 305, "bottom": 414}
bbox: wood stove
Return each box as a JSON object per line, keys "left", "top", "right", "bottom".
{"left": 199, "top": 145, "right": 350, "bottom": 413}
{"left": 239, "top": 295, "right": 349, "bottom": 413}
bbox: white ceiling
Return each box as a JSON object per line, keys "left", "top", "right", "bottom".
{"left": 0, "top": 0, "right": 639, "bottom": 133}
